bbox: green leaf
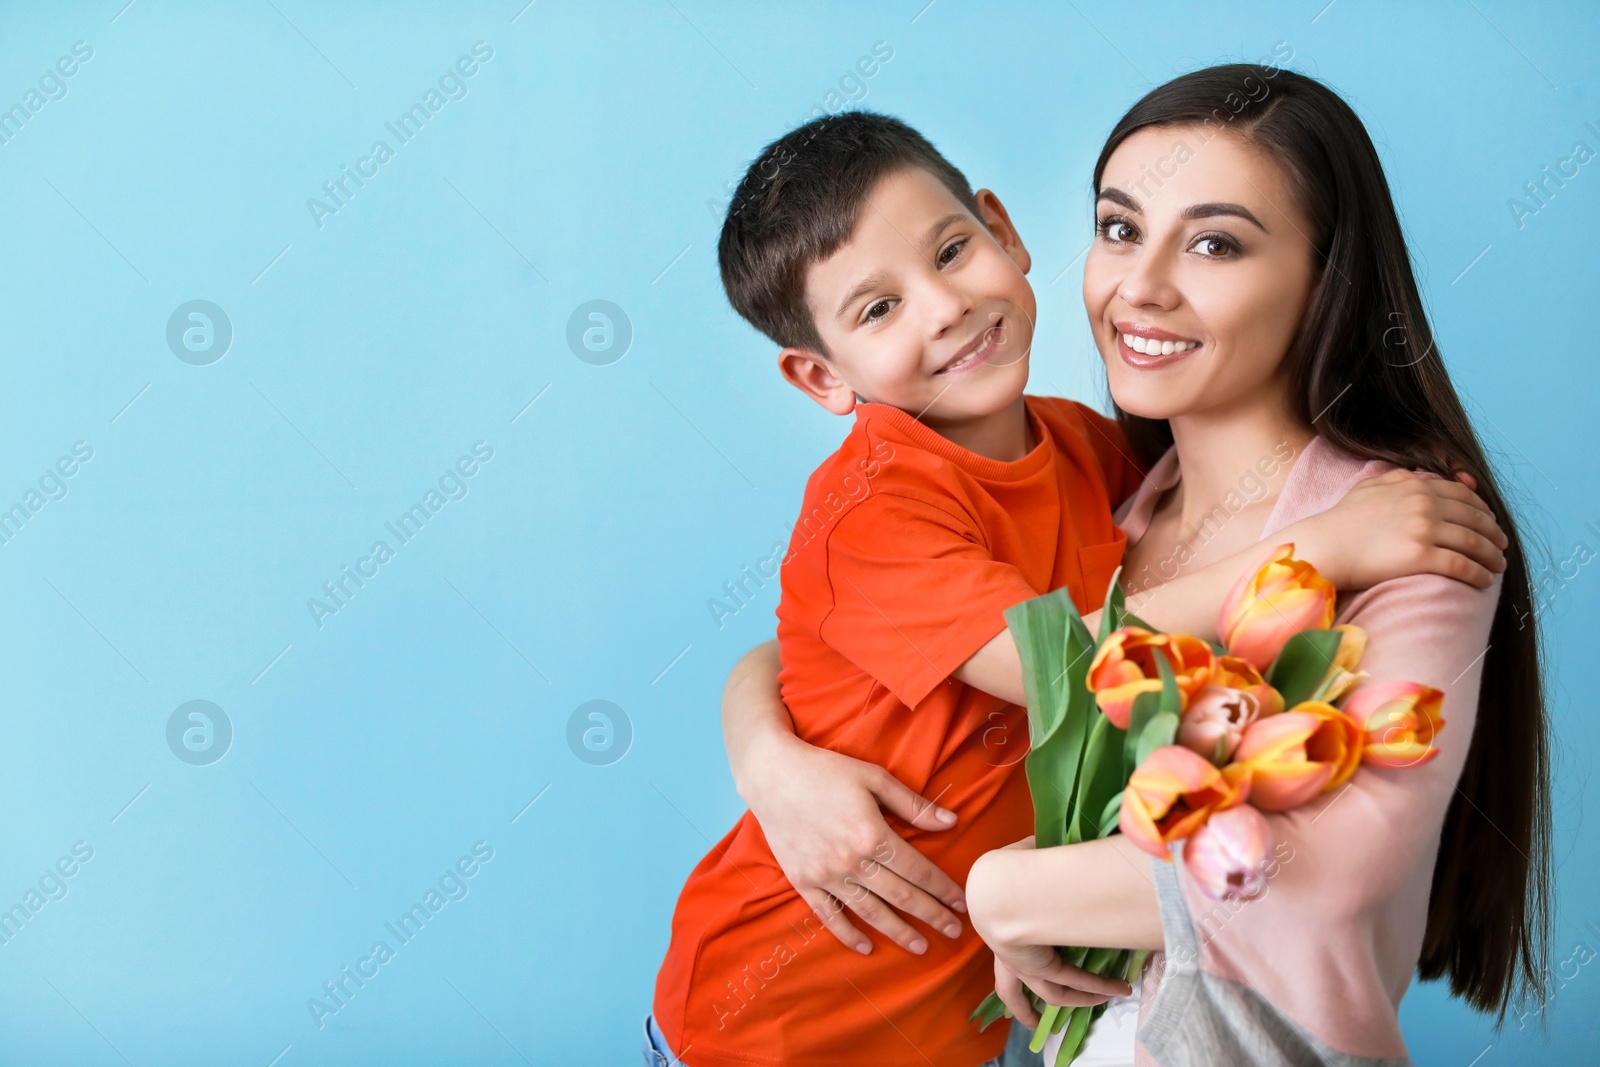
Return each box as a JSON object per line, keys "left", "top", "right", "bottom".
{"left": 1097, "top": 566, "right": 1126, "bottom": 645}
{"left": 1074, "top": 717, "right": 1129, "bottom": 842}
{"left": 1265, "top": 629, "right": 1345, "bottom": 707}
{"left": 1124, "top": 690, "right": 1161, "bottom": 779}
{"left": 1097, "top": 789, "right": 1124, "bottom": 837}
{"left": 970, "top": 991, "right": 1009, "bottom": 1031}
{"left": 1154, "top": 647, "right": 1181, "bottom": 716}
{"left": 1069, "top": 715, "right": 1113, "bottom": 842}
{"left": 1133, "top": 710, "right": 1180, "bottom": 770}
{"left": 1008, "top": 588, "right": 1098, "bottom": 849}
{"left": 1005, "top": 588, "right": 1075, "bottom": 745}
{"left": 1123, "top": 610, "right": 1155, "bottom": 631}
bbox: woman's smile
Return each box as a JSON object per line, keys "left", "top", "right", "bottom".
{"left": 1114, "top": 320, "right": 1203, "bottom": 369}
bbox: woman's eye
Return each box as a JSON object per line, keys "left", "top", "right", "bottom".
{"left": 1099, "top": 218, "right": 1137, "bottom": 243}
{"left": 1190, "top": 235, "right": 1236, "bottom": 258}
{"left": 937, "top": 238, "right": 967, "bottom": 267}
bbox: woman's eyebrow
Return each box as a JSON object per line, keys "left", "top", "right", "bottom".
{"left": 1096, "top": 188, "right": 1140, "bottom": 212}
{"left": 1182, "top": 202, "right": 1268, "bottom": 232}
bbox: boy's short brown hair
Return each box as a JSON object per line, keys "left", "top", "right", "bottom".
{"left": 717, "top": 111, "right": 982, "bottom": 355}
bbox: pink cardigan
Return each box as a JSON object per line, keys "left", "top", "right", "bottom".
{"left": 1120, "top": 438, "right": 1501, "bottom": 1063}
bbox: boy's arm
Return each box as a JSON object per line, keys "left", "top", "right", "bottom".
{"left": 953, "top": 469, "right": 1507, "bottom": 700}
{"left": 722, "top": 640, "right": 970, "bottom": 957}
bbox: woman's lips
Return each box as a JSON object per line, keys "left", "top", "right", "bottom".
{"left": 937, "top": 321, "right": 1005, "bottom": 376}
{"left": 1114, "top": 327, "right": 1201, "bottom": 369}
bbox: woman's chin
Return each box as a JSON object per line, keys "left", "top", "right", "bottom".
{"left": 1104, "top": 389, "right": 1188, "bottom": 422}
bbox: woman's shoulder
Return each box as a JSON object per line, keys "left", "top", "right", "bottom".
{"left": 1276, "top": 434, "right": 1500, "bottom": 645}
{"left": 1265, "top": 436, "right": 1395, "bottom": 530}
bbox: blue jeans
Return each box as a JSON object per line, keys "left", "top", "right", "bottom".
{"left": 642, "top": 1013, "right": 1033, "bottom": 1067}
{"left": 642, "top": 1014, "right": 685, "bottom": 1066}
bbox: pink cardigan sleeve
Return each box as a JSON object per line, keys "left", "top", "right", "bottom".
{"left": 1147, "top": 569, "right": 1500, "bottom": 1059}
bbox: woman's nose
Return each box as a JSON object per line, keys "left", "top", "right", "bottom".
{"left": 1118, "top": 250, "right": 1180, "bottom": 310}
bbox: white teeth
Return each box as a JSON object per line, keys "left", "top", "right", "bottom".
{"left": 1120, "top": 332, "right": 1199, "bottom": 355}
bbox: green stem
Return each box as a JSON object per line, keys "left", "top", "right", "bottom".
{"left": 1053, "top": 1007, "right": 1094, "bottom": 1066}
{"left": 1028, "top": 1004, "right": 1062, "bottom": 1053}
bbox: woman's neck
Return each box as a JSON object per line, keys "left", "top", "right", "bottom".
{"left": 1165, "top": 391, "right": 1315, "bottom": 532}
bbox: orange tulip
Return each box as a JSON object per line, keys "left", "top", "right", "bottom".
{"left": 1213, "top": 655, "right": 1285, "bottom": 718}
{"left": 1342, "top": 680, "right": 1445, "bottom": 769}
{"left": 1218, "top": 544, "right": 1336, "bottom": 671}
{"left": 1120, "top": 745, "right": 1251, "bottom": 858}
{"left": 1328, "top": 625, "right": 1367, "bottom": 672}
{"left": 1314, "top": 625, "right": 1369, "bottom": 703}
{"left": 1229, "top": 702, "right": 1361, "bottom": 810}
{"left": 1088, "top": 627, "right": 1215, "bottom": 729}
{"left": 1293, "top": 701, "right": 1366, "bottom": 792}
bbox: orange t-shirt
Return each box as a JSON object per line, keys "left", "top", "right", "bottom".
{"left": 653, "top": 396, "right": 1145, "bottom": 1067}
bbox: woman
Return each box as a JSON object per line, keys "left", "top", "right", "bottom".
{"left": 720, "top": 66, "right": 1550, "bottom": 1065}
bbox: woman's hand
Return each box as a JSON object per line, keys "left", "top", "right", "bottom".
{"left": 722, "top": 641, "right": 967, "bottom": 956}
{"left": 993, "top": 948, "right": 1126, "bottom": 1029}
{"left": 1286, "top": 468, "right": 1508, "bottom": 590}
{"left": 982, "top": 839, "right": 1131, "bottom": 1025}
{"left": 969, "top": 836, "right": 1139, "bottom": 1026}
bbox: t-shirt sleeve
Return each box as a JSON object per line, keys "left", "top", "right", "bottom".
{"left": 1072, "top": 402, "right": 1148, "bottom": 510}
{"left": 816, "top": 492, "right": 1040, "bottom": 710}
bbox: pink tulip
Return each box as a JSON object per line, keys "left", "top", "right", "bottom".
{"left": 1178, "top": 685, "right": 1262, "bottom": 765}
{"left": 1183, "top": 804, "right": 1273, "bottom": 901}
{"left": 1342, "top": 680, "right": 1446, "bottom": 769}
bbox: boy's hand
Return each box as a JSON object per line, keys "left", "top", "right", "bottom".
{"left": 744, "top": 731, "right": 968, "bottom": 956}
{"left": 1286, "top": 469, "right": 1507, "bottom": 590}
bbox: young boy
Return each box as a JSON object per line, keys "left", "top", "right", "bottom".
{"left": 647, "top": 112, "right": 1500, "bottom": 1067}
{"left": 649, "top": 111, "right": 1144, "bottom": 1067}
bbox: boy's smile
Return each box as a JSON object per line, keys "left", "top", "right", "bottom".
{"left": 778, "top": 167, "right": 1039, "bottom": 460}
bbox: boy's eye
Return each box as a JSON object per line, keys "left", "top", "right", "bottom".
{"left": 1189, "top": 234, "right": 1237, "bottom": 258}
{"left": 936, "top": 238, "right": 967, "bottom": 267}
{"left": 1097, "top": 217, "right": 1138, "bottom": 244}
{"left": 863, "top": 298, "right": 894, "bottom": 323}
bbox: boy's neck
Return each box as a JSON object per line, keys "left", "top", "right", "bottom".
{"left": 917, "top": 395, "right": 1035, "bottom": 462}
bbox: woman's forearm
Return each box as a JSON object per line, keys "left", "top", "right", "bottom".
{"left": 721, "top": 639, "right": 796, "bottom": 805}
{"left": 968, "top": 836, "right": 1164, "bottom": 952}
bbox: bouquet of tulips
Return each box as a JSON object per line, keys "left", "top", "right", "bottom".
{"left": 972, "top": 544, "right": 1446, "bottom": 1064}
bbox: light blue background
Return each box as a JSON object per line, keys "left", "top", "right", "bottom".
{"left": 0, "top": 1, "right": 1595, "bottom": 1064}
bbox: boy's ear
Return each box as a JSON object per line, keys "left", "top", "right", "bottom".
{"left": 778, "top": 347, "right": 857, "bottom": 416}
{"left": 974, "top": 188, "right": 1031, "bottom": 275}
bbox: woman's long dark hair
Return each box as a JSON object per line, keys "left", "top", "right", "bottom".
{"left": 1093, "top": 64, "right": 1551, "bottom": 1022}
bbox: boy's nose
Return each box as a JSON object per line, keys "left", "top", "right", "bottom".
{"left": 921, "top": 275, "right": 975, "bottom": 337}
